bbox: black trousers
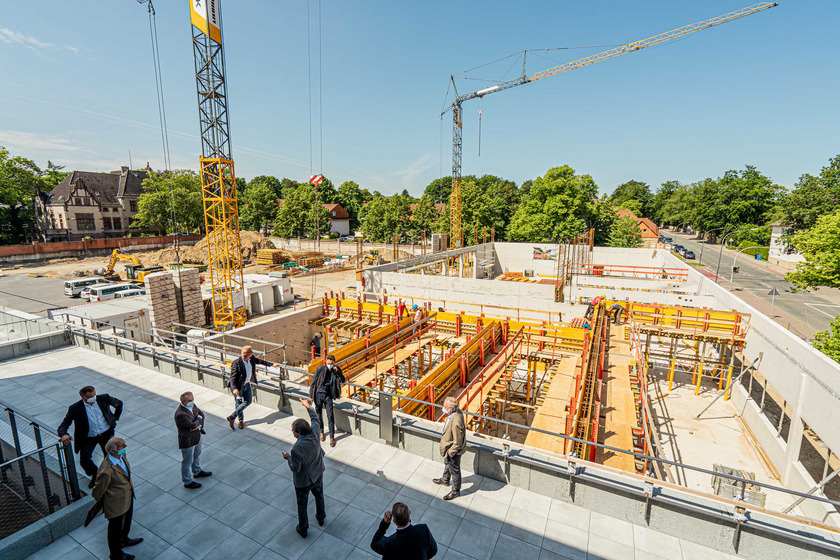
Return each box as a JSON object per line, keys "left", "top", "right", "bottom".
{"left": 294, "top": 475, "right": 325, "bottom": 532}
{"left": 315, "top": 390, "right": 335, "bottom": 438}
{"left": 79, "top": 429, "right": 114, "bottom": 477}
{"left": 107, "top": 499, "right": 133, "bottom": 560}
{"left": 442, "top": 453, "right": 462, "bottom": 492}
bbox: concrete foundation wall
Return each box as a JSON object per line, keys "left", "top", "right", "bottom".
{"left": 592, "top": 246, "right": 670, "bottom": 268}
{"left": 493, "top": 242, "right": 565, "bottom": 276}
{"left": 207, "top": 305, "right": 323, "bottom": 366}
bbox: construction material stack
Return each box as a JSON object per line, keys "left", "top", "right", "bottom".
{"left": 172, "top": 268, "right": 204, "bottom": 328}
{"left": 144, "top": 271, "right": 179, "bottom": 331}
{"left": 256, "top": 249, "right": 285, "bottom": 266}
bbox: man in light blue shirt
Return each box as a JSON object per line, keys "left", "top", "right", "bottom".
{"left": 58, "top": 386, "right": 123, "bottom": 488}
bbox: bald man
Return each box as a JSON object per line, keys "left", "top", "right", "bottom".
{"left": 92, "top": 437, "right": 142, "bottom": 560}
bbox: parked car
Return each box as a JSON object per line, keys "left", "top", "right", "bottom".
{"left": 80, "top": 283, "right": 113, "bottom": 300}
{"left": 683, "top": 250, "right": 696, "bottom": 259}
{"left": 114, "top": 289, "right": 147, "bottom": 298}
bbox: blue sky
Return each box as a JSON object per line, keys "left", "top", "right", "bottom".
{"left": 1, "top": 1, "right": 837, "bottom": 196}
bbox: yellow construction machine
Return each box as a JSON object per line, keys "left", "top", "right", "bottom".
{"left": 361, "top": 250, "right": 385, "bottom": 266}
{"left": 97, "top": 249, "right": 164, "bottom": 283}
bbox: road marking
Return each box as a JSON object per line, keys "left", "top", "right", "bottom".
{"left": 804, "top": 303, "right": 840, "bottom": 319}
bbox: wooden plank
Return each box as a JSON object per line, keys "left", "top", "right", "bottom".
{"left": 345, "top": 333, "right": 438, "bottom": 395}
{"left": 524, "top": 355, "right": 578, "bottom": 453}
{"left": 596, "top": 329, "right": 637, "bottom": 472}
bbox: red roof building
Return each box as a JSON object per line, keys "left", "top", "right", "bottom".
{"left": 615, "top": 209, "right": 660, "bottom": 245}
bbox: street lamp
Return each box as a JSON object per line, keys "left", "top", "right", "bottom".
{"left": 698, "top": 226, "right": 726, "bottom": 266}
{"left": 715, "top": 226, "right": 763, "bottom": 283}
{"left": 728, "top": 245, "right": 770, "bottom": 290}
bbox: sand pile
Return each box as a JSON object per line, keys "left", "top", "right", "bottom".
{"left": 138, "top": 231, "right": 276, "bottom": 266}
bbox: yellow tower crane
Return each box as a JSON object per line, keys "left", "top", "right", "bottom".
{"left": 442, "top": 2, "right": 778, "bottom": 249}
{"left": 188, "top": 0, "right": 247, "bottom": 328}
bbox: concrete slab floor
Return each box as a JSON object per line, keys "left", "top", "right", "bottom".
{"left": 2, "top": 347, "right": 756, "bottom": 560}
{"left": 647, "top": 374, "right": 797, "bottom": 515}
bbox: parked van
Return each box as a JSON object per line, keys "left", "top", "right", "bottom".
{"left": 64, "top": 277, "right": 110, "bottom": 298}
{"left": 88, "top": 283, "right": 136, "bottom": 302}
{"left": 114, "top": 289, "right": 147, "bottom": 299}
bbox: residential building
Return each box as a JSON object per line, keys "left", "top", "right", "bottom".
{"left": 615, "top": 209, "right": 660, "bottom": 247}
{"left": 768, "top": 220, "right": 804, "bottom": 270}
{"left": 34, "top": 166, "right": 152, "bottom": 241}
{"left": 276, "top": 200, "right": 352, "bottom": 236}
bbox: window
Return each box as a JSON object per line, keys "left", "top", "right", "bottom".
{"left": 74, "top": 198, "right": 81, "bottom": 205}
{"left": 130, "top": 200, "right": 138, "bottom": 212}
{"left": 75, "top": 213, "right": 96, "bottom": 231}
{"left": 102, "top": 217, "right": 112, "bottom": 230}
{"left": 59, "top": 215, "right": 64, "bottom": 228}
{"left": 112, "top": 217, "right": 122, "bottom": 230}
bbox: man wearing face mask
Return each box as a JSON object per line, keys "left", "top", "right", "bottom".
{"left": 58, "top": 385, "right": 123, "bottom": 488}
{"left": 433, "top": 397, "right": 467, "bottom": 501}
{"left": 174, "top": 391, "right": 212, "bottom": 489}
{"left": 92, "top": 437, "right": 142, "bottom": 560}
{"left": 227, "top": 345, "right": 280, "bottom": 430}
{"left": 309, "top": 354, "right": 345, "bottom": 447}
{"left": 283, "top": 397, "right": 326, "bottom": 538}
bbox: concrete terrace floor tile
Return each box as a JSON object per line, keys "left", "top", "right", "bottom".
{"left": 324, "top": 471, "right": 369, "bottom": 503}
{"left": 548, "top": 498, "right": 591, "bottom": 533}
{"left": 146, "top": 504, "right": 210, "bottom": 545}
{"left": 448, "top": 517, "right": 501, "bottom": 559}
{"left": 588, "top": 533, "right": 636, "bottom": 560}
{"left": 633, "top": 524, "right": 682, "bottom": 559}
{"left": 678, "top": 539, "right": 732, "bottom": 560}
{"left": 173, "top": 516, "right": 235, "bottom": 559}
{"left": 349, "top": 482, "right": 398, "bottom": 516}
{"left": 324, "top": 504, "right": 379, "bottom": 547}
{"left": 25, "top": 535, "right": 79, "bottom": 560}
{"left": 510, "top": 486, "right": 552, "bottom": 518}
{"left": 418, "top": 504, "right": 464, "bottom": 547}
{"left": 236, "top": 503, "right": 295, "bottom": 545}
{"left": 249, "top": 547, "right": 287, "bottom": 560}
{"left": 589, "top": 511, "right": 635, "bottom": 547}
{"left": 153, "top": 545, "right": 194, "bottom": 560}
{"left": 541, "top": 519, "right": 588, "bottom": 560}
{"left": 264, "top": 519, "right": 324, "bottom": 559}
{"left": 501, "top": 505, "right": 547, "bottom": 548}
{"left": 202, "top": 531, "right": 263, "bottom": 560}
{"left": 491, "top": 532, "right": 541, "bottom": 560}
{"left": 304, "top": 531, "right": 356, "bottom": 560}
{"left": 464, "top": 493, "right": 510, "bottom": 532}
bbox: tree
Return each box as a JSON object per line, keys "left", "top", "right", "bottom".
{"left": 423, "top": 177, "right": 451, "bottom": 204}
{"left": 590, "top": 197, "right": 616, "bottom": 245}
{"left": 780, "top": 154, "right": 840, "bottom": 232}
{"left": 314, "top": 176, "right": 337, "bottom": 204}
{"left": 785, "top": 210, "right": 840, "bottom": 290}
{"left": 272, "top": 182, "right": 330, "bottom": 238}
{"left": 360, "top": 195, "right": 394, "bottom": 242}
{"left": 813, "top": 316, "right": 840, "bottom": 364}
{"left": 0, "top": 147, "right": 41, "bottom": 244}
{"left": 336, "top": 180, "right": 372, "bottom": 230}
{"left": 616, "top": 199, "right": 643, "bottom": 216}
{"left": 459, "top": 175, "right": 519, "bottom": 241}
{"left": 133, "top": 170, "right": 205, "bottom": 234}
{"left": 41, "top": 161, "right": 70, "bottom": 191}
{"left": 608, "top": 180, "right": 652, "bottom": 217}
{"left": 607, "top": 214, "right": 642, "bottom": 248}
{"left": 247, "top": 175, "right": 282, "bottom": 198}
{"left": 239, "top": 182, "right": 279, "bottom": 233}
{"left": 649, "top": 180, "right": 681, "bottom": 225}
{"left": 279, "top": 178, "right": 300, "bottom": 199}
{"left": 409, "top": 194, "right": 445, "bottom": 238}
{"left": 508, "top": 165, "right": 598, "bottom": 242}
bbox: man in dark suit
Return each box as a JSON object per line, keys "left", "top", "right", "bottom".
{"left": 283, "top": 397, "right": 326, "bottom": 538}
{"left": 433, "top": 397, "right": 467, "bottom": 500}
{"left": 174, "top": 391, "right": 212, "bottom": 489}
{"left": 91, "top": 437, "right": 142, "bottom": 560}
{"left": 58, "top": 385, "right": 123, "bottom": 488}
{"left": 227, "top": 345, "right": 280, "bottom": 430}
{"left": 371, "top": 502, "right": 437, "bottom": 560}
{"left": 309, "top": 354, "right": 345, "bottom": 447}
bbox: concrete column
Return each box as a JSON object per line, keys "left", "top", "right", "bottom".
{"left": 782, "top": 372, "right": 809, "bottom": 486}
{"left": 459, "top": 255, "right": 464, "bottom": 278}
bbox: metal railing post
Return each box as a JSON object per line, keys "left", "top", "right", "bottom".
{"left": 62, "top": 441, "right": 81, "bottom": 501}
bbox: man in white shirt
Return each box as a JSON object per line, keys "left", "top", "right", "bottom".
{"left": 227, "top": 345, "right": 280, "bottom": 430}
{"left": 58, "top": 386, "right": 123, "bottom": 488}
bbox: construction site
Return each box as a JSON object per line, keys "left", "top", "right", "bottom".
{"left": 4, "top": 2, "right": 840, "bottom": 560}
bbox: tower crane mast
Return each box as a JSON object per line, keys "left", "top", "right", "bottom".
{"left": 189, "top": 0, "right": 247, "bottom": 328}
{"left": 442, "top": 2, "right": 778, "bottom": 249}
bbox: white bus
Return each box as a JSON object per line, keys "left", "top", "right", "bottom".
{"left": 114, "top": 289, "right": 146, "bottom": 299}
{"left": 64, "top": 277, "right": 110, "bottom": 297}
{"left": 88, "top": 283, "right": 137, "bottom": 302}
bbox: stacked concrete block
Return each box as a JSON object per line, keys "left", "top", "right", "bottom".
{"left": 172, "top": 268, "right": 204, "bottom": 328}
{"left": 144, "top": 271, "right": 179, "bottom": 332}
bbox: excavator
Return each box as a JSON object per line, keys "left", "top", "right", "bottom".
{"left": 96, "top": 249, "right": 164, "bottom": 283}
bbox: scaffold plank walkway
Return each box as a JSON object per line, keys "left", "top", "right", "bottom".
{"left": 524, "top": 355, "right": 578, "bottom": 454}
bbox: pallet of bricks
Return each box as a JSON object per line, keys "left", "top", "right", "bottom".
{"left": 172, "top": 268, "right": 204, "bottom": 328}
{"left": 257, "top": 249, "right": 285, "bottom": 265}
{"left": 144, "top": 271, "right": 180, "bottom": 332}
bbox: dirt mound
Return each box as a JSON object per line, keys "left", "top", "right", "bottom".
{"left": 138, "top": 231, "right": 276, "bottom": 266}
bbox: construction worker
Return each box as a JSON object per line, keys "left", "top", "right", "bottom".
{"left": 609, "top": 303, "right": 625, "bottom": 325}
{"left": 412, "top": 305, "right": 423, "bottom": 335}
{"left": 396, "top": 299, "right": 407, "bottom": 319}
{"left": 310, "top": 333, "right": 322, "bottom": 359}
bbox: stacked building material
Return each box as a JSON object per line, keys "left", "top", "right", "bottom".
{"left": 172, "top": 268, "right": 204, "bottom": 328}
{"left": 144, "top": 271, "right": 179, "bottom": 331}
{"left": 256, "top": 249, "right": 285, "bottom": 265}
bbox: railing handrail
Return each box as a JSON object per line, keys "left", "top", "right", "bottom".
{"left": 0, "top": 443, "right": 62, "bottom": 469}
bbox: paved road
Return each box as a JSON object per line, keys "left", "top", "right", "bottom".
{"left": 667, "top": 232, "right": 840, "bottom": 339}
{"left": 0, "top": 274, "right": 70, "bottom": 315}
